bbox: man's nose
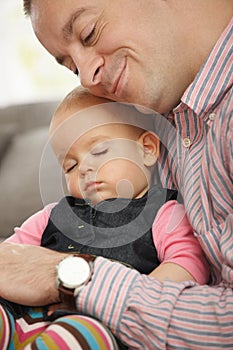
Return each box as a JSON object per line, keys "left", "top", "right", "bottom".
{"left": 71, "top": 46, "right": 104, "bottom": 89}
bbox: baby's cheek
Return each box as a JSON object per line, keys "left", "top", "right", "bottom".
{"left": 96, "top": 161, "right": 113, "bottom": 176}
{"left": 116, "top": 179, "right": 134, "bottom": 198}
{"left": 66, "top": 174, "right": 82, "bottom": 198}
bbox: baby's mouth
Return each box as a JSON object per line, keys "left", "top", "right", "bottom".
{"left": 85, "top": 181, "right": 101, "bottom": 194}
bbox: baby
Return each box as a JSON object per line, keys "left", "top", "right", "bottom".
{"left": 43, "top": 86, "right": 208, "bottom": 281}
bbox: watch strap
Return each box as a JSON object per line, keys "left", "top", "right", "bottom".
{"left": 58, "top": 284, "right": 77, "bottom": 309}
{"left": 57, "top": 254, "right": 96, "bottom": 310}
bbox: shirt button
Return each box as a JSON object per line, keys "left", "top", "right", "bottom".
{"left": 209, "top": 113, "right": 216, "bottom": 121}
{"left": 182, "top": 137, "right": 191, "bottom": 148}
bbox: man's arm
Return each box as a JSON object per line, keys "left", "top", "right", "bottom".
{"left": 0, "top": 243, "right": 232, "bottom": 349}
{"left": 77, "top": 257, "right": 233, "bottom": 349}
{"left": 0, "top": 242, "right": 66, "bottom": 305}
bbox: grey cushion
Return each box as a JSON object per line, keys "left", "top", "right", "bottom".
{"left": 0, "top": 126, "right": 64, "bottom": 237}
{"left": 0, "top": 100, "right": 65, "bottom": 240}
{"left": 0, "top": 123, "right": 18, "bottom": 163}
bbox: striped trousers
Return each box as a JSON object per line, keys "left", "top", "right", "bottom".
{"left": 0, "top": 305, "right": 119, "bottom": 349}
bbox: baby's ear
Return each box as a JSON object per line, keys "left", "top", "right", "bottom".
{"left": 139, "top": 131, "right": 160, "bottom": 167}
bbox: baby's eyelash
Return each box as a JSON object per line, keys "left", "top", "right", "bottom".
{"left": 65, "top": 163, "right": 77, "bottom": 173}
{"left": 92, "top": 148, "right": 108, "bottom": 156}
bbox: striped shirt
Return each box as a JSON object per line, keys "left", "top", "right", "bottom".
{"left": 76, "top": 18, "right": 233, "bottom": 349}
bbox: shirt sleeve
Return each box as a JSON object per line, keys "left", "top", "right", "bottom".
{"left": 5, "top": 203, "right": 56, "bottom": 245}
{"left": 152, "top": 200, "right": 210, "bottom": 284}
{"left": 77, "top": 257, "right": 233, "bottom": 349}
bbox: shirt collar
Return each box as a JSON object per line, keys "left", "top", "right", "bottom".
{"left": 180, "top": 17, "right": 233, "bottom": 118}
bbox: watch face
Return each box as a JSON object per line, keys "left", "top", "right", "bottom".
{"left": 58, "top": 256, "right": 91, "bottom": 289}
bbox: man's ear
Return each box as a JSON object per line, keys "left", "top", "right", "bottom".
{"left": 138, "top": 131, "right": 160, "bottom": 167}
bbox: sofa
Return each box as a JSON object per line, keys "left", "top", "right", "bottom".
{"left": 0, "top": 100, "right": 68, "bottom": 240}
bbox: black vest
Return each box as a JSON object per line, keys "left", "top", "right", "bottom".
{"left": 41, "top": 186, "right": 177, "bottom": 274}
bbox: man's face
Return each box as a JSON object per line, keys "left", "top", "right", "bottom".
{"left": 31, "top": 0, "right": 191, "bottom": 113}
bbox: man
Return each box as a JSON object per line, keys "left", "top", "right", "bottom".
{"left": 0, "top": 0, "right": 232, "bottom": 348}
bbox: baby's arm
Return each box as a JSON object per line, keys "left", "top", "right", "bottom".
{"left": 150, "top": 200, "right": 210, "bottom": 284}
{"left": 149, "top": 260, "right": 196, "bottom": 282}
{"left": 4, "top": 203, "right": 56, "bottom": 245}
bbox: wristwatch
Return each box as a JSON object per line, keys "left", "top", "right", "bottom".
{"left": 56, "top": 254, "right": 96, "bottom": 309}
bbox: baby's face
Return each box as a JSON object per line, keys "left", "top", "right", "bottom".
{"left": 50, "top": 102, "right": 152, "bottom": 204}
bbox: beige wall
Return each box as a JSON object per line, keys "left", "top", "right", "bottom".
{"left": 0, "top": 2, "right": 78, "bottom": 108}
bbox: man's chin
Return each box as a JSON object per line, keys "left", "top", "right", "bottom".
{"left": 134, "top": 104, "right": 155, "bottom": 114}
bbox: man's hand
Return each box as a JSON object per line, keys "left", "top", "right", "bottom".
{"left": 0, "top": 242, "right": 69, "bottom": 306}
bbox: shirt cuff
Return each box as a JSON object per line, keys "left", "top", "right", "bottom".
{"left": 76, "top": 257, "right": 139, "bottom": 334}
